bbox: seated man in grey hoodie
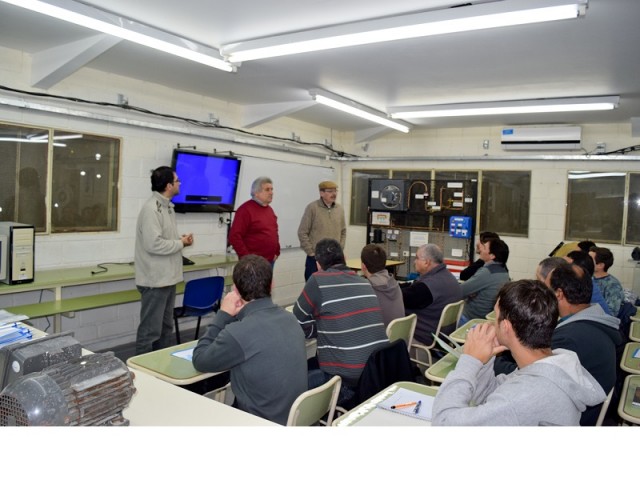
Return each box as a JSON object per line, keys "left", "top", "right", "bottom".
{"left": 495, "top": 263, "right": 623, "bottom": 425}
{"left": 432, "top": 279, "right": 606, "bottom": 426}
{"left": 361, "top": 244, "right": 404, "bottom": 327}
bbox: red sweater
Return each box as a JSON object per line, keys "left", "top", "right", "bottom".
{"left": 229, "top": 199, "right": 280, "bottom": 261}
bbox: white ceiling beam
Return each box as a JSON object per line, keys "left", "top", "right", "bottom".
{"left": 354, "top": 126, "right": 394, "bottom": 144}
{"left": 31, "top": 33, "right": 122, "bottom": 89}
{"left": 242, "top": 100, "right": 315, "bottom": 128}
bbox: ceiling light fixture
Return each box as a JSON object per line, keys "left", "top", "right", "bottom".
{"left": 310, "top": 89, "right": 411, "bottom": 133}
{"left": 0, "top": 0, "right": 235, "bottom": 72}
{"left": 388, "top": 96, "right": 619, "bottom": 119}
{"left": 222, "top": 0, "right": 587, "bottom": 63}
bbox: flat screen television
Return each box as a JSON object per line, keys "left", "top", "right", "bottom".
{"left": 171, "top": 149, "right": 242, "bottom": 213}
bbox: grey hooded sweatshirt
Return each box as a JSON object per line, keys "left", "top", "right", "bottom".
{"left": 367, "top": 269, "right": 405, "bottom": 327}
{"left": 432, "top": 348, "right": 606, "bottom": 426}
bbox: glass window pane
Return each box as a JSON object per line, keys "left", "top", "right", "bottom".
{"left": 565, "top": 171, "right": 624, "bottom": 243}
{"left": 0, "top": 124, "right": 49, "bottom": 232}
{"left": 392, "top": 170, "right": 431, "bottom": 180}
{"left": 480, "top": 171, "right": 531, "bottom": 237}
{"left": 51, "top": 131, "right": 120, "bottom": 233}
{"left": 350, "top": 169, "right": 388, "bottom": 226}
{"left": 434, "top": 171, "right": 479, "bottom": 183}
{"left": 627, "top": 173, "right": 640, "bottom": 245}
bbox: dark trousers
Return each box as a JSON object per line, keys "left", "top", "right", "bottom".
{"left": 304, "top": 255, "right": 318, "bottom": 281}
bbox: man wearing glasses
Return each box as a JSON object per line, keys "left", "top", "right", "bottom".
{"left": 134, "top": 166, "right": 193, "bottom": 354}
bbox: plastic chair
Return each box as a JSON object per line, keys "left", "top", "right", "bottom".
{"left": 410, "top": 299, "right": 464, "bottom": 371}
{"left": 287, "top": 375, "right": 341, "bottom": 426}
{"left": 386, "top": 314, "right": 417, "bottom": 353}
{"left": 204, "top": 382, "right": 235, "bottom": 406}
{"left": 336, "top": 339, "right": 415, "bottom": 414}
{"left": 595, "top": 387, "right": 614, "bottom": 426}
{"left": 173, "top": 276, "right": 225, "bottom": 344}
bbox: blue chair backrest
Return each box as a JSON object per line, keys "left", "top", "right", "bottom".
{"left": 183, "top": 276, "right": 225, "bottom": 310}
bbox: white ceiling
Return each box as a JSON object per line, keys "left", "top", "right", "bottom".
{"left": 0, "top": 0, "right": 639, "bottom": 134}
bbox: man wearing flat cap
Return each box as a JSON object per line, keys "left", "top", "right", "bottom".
{"left": 297, "top": 180, "right": 347, "bottom": 280}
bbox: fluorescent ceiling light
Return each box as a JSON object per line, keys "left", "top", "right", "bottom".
{"left": 1, "top": 0, "right": 234, "bottom": 72}
{"left": 0, "top": 133, "right": 83, "bottom": 143}
{"left": 388, "top": 96, "right": 619, "bottom": 119}
{"left": 29, "top": 133, "right": 83, "bottom": 141}
{"left": 222, "top": 0, "right": 587, "bottom": 62}
{"left": 310, "top": 89, "right": 411, "bottom": 133}
{"left": 568, "top": 172, "right": 625, "bottom": 179}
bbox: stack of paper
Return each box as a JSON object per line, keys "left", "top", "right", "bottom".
{"left": 0, "top": 323, "right": 32, "bottom": 346}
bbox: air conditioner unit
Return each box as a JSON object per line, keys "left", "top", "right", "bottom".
{"left": 501, "top": 126, "right": 582, "bottom": 151}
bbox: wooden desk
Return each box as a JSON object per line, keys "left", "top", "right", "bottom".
{"left": 630, "top": 321, "right": 640, "bottom": 342}
{"left": 621, "top": 342, "right": 640, "bottom": 374}
{"left": 126, "top": 341, "right": 216, "bottom": 386}
{"left": 123, "top": 369, "right": 276, "bottom": 426}
{"left": 425, "top": 353, "right": 458, "bottom": 384}
{"left": 617, "top": 374, "right": 640, "bottom": 426}
{"left": 333, "top": 381, "right": 438, "bottom": 426}
{"left": 2, "top": 255, "right": 237, "bottom": 333}
{"left": 127, "top": 338, "right": 318, "bottom": 386}
{"left": 449, "top": 318, "right": 489, "bottom": 344}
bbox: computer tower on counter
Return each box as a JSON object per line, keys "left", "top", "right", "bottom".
{"left": 0, "top": 222, "right": 35, "bottom": 285}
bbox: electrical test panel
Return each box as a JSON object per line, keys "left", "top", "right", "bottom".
{"left": 367, "top": 178, "right": 477, "bottom": 279}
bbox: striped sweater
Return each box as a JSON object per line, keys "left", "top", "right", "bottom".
{"left": 293, "top": 265, "right": 389, "bottom": 386}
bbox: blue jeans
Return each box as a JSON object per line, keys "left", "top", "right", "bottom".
{"left": 304, "top": 255, "right": 318, "bottom": 281}
{"left": 307, "top": 368, "right": 356, "bottom": 405}
{"left": 457, "top": 314, "right": 471, "bottom": 327}
{"left": 136, "top": 285, "right": 176, "bottom": 354}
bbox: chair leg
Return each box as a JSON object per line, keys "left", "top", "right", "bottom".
{"left": 195, "top": 316, "right": 202, "bottom": 340}
{"left": 174, "top": 315, "right": 181, "bottom": 345}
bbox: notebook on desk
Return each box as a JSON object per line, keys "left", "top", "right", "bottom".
{"left": 376, "top": 387, "right": 434, "bottom": 422}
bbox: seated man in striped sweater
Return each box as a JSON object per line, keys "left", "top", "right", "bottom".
{"left": 293, "top": 238, "right": 389, "bottom": 402}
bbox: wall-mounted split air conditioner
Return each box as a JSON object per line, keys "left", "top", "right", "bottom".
{"left": 501, "top": 126, "right": 582, "bottom": 151}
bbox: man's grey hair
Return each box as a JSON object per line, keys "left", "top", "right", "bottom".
{"left": 250, "top": 176, "right": 273, "bottom": 197}
{"left": 537, "top": 256, "right": 567, "bottom": 281}
{"left": 417, "top": 244, "right": 444, "bottom": 264}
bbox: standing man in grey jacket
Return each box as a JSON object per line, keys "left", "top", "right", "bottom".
{"left": 135, "top": 166, "right": 193, "bottom": 354}
{"left": 297, "top": 180, "right": 346, "bottom": 280}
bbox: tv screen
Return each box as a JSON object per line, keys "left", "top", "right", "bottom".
{"left": 171, "top": 149, "right": 242, "bottom": 213}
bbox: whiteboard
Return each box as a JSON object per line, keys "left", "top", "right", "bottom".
{"left": 235, "top": 156, "right": 336, "bottom": 249}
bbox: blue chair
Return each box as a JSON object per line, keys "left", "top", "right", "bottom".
{"left": 173, "top": 276, "right": 225, "bottom": 344}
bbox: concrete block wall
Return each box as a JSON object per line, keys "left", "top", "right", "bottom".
{"left": 2, "top": 43, "right": 640, "bottom": 351}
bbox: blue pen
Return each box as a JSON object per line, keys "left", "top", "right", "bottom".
{"left": 413, "top": 400, "right": 422, "bottom": 414}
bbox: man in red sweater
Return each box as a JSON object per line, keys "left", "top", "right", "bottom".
{"left": 229, "top": 176, "right": 280, "bottom": 265}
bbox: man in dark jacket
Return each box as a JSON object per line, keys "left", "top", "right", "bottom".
{"left": 400, "top": 243, "right": 462, "bottom": 344}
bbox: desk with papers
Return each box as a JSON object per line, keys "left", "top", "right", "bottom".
{"left": 127, "top": 338, "right": 318, "bottom": 386}
{"left": 333, "top": 381, "right": 438, "bottom": 426}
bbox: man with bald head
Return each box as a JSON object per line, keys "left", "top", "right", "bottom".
{"left": 400, "top": 243, "right": 462, "bottom": 344}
